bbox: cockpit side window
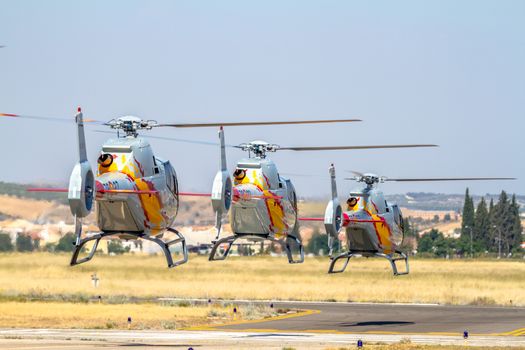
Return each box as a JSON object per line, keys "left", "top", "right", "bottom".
{"left": 153, "top": 157, "right": 160, "bottom": 175}
{"left": 164, "top": 162, "right": 178, "bottom": 195}
{"left": 347, "top": 197, "right": 359, "bottom": 210}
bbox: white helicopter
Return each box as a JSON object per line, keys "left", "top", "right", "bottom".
{"left": 208, "top": 128, "right": 439, "bottom": 263}
{"left": 321, "top": 166, "right": 516, "bottom": 275}
{"left": 2, "top": 108, "right": 362, "bottom": 267}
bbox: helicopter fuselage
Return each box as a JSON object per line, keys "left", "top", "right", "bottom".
{"left": 95, "top": 137, "right": 179, "bottom": 237}
{"left": 342, "top": 186, "right": 404, "bottom": 255}
{"left": 230, "top": 157, "right": 297, "bottom": 239}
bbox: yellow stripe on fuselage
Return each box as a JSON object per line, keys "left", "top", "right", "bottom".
{"left": 361, "top": 197, "right": 393, "bottom": 253}
{"left": 234, "top": 170, "right": 287, "bottom": 237}
{"left": 98, "top": 152, "right": 164, "bottom": 233}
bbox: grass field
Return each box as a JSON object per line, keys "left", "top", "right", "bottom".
{"left": 0, "top": 253, "right": 524, "bottom": 306}
{"left": 0, "top": 300, "right": 270, "bottom": 329}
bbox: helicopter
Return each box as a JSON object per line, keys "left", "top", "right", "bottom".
{"left": 207, "top": 128, "right": 439, "bottom": 263}
{"left": 2, "top": 108, "right": 363, "bottom": 267}
{"left": 321, "top": 165, "right": 516, "bottom": 275}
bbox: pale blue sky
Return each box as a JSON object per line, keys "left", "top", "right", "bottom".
{"left": 0, "top": 0, "right": 523, "bottom": 197}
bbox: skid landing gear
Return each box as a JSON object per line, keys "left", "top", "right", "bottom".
{"left": 70, "top": 220, "right": 188, "bottom": 268}
{"left": 328, "top": 249, "right": 409, "bottom": 276}
{"left": 209, "top": 234, "right": 304, "bottom": 264}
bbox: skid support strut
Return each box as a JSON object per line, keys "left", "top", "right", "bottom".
{"left": 328, "top": 249, "right": 409, "bottom": 276}
{"left": 70, "top": 224, "right": 188, "bottom": 268}
{"left": 209, "top": 234, "right": 304, "bottom": 264}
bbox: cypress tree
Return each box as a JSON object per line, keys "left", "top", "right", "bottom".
{"left": 492, "top": 191, "right": 512, "bottom": 255}
{"left": 473, "top": 197, "right": 490, "bottom": 252}
{"left": 509, "top": 195, "right": 523, "bottom": 253}
{"left": 488, "top": 198, "right": 496, "bottom": 251}
{"left": 461, "top": 188, "right": 475, "bottom": 251}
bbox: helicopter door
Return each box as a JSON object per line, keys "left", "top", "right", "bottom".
{"left": 392, "top": 204, "right": 404, "bottom": 231}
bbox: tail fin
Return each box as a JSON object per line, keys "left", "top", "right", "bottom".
{"left": 324, "top": 164, "right": 342, "bottom": 256}
{"left": 68, "top": 107, "right": 94, "bottom": 218}
{"left": 219, "top": 126, "right": 227, "bottom": 171}
{"left": 211, "top": 127, "right": 232, "bottom": 240}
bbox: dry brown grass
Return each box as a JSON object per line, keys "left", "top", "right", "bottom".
{"left": 0, "top": 301, "right": 249, "bottom": 329}
{"left": 0, "top": 195, "right": 59, "bottom": 221}
{"left": 324, "top": 346, "right": 522, "bottom": 350}
{"left": 0, "top": 253, "right": 524, "bottom": 306}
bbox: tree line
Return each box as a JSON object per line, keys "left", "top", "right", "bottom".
{"left": 417, "top": 188, "right": 523, "bottom": 257}
{"left": 0, "top": 232, "right": 130, "bottom": 254}
{"left": 460, "top": 188, "right": 523, "bottom": 256}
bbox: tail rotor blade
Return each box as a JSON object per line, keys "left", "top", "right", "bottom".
{"left": 1, "top": 111, "right": 102, "bottom": 124}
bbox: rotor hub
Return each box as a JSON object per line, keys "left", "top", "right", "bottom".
{"left": 239, "top": 141, "right": 279, "bottom": 158}
{"left": 105, "top": 116, "right": 158, "bottom": 137}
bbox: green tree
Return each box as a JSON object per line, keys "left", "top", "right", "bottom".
{"left": 473, "top": 197, "right": 490, "bottom": 252}
{"left": 306, "top": 230, "right": 328, "bottom": 256}
{"left": 417, "top": 233, "right": 434, "bottom": 253}
{"left": 461, "top": 188, "right": 475, "bottom": 237}
{"left": 0, "top": 233, "right": 14, "bottom": 252}
{"left": 16, "top": 233, "right": 33, "bottom": 252}
{"left": 491, "top": 191, "right": 513, "bottom": 255}
{"left": 55, "top": 232, "right": 75, "bottom": 252}
{"left": 509, "top": 194, "right": 523, "bottom": 253}
{"left": 460, "top": 188, "right": 475, "bottom": 254}
{"left": 417, "top": 229, "right": 454, "bottom": 257}
{"left": 107, "top": 240, "right": 130, "bottom": 255}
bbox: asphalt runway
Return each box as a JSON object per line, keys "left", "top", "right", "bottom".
{"left": 0, "top": 302, "right": 524, "bottom": 349}
{"left": 213, "top": 301, "right": 525, "bottom": 336}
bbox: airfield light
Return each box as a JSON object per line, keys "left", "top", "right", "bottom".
{"left": 357, "top": 339, "right": 363, "bottom": 348}
{"left": 463, "top": 330, "right": 469, "bottom": 339}
{"left": 270, "top": 303, "right": 274, "bottom": 309}
{"left": 233, "top": 307, "right": 237, "bottom": 314}
{"left": 77, "top": 107, "right": 81, "bottom": 112}
{"left": 127, "top": 317, "right": 132, "bottom": 330}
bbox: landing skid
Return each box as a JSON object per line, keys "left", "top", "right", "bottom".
{"left": 70, "top": 224, "right": 188, "bottom": 268}
{"left": 209, "top": 234, "right": 304, "bottom": 264}
{"left": 328, "top": 249, "right": 409, "bottom": 276}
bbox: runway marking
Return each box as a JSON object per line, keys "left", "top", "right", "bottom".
{"left": 503, "top": 328, "right": 525, "bottom": 336}
{"left": 183, "top": 308, "right": 320, "bottom": 331}
{"left": 182, "top": 304, "right": 525, "bottom": 338}
{"left": 188, "top": 326, "right": 525, "bottom": 337}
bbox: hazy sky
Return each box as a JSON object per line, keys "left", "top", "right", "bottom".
{"left": 0, "top": 0, "right": 523, "bottom": 198}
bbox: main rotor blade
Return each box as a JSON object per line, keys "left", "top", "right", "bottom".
{"left": 158, "top": 118, "right": 361, "bottom": 128}
{"left": 279, "top": 144, "right": 438, "bottom": 151}
{"left": 346, "top": 170, "right": 365, "bottom": 177}
{"left": 385, "top": 177, "right": 516, "bottom": 182}
{"left": 1, "top": 112, "right": 101, "bottom": 124}
{"left": 92, "top": 130, "right": 238, "bottom": 147}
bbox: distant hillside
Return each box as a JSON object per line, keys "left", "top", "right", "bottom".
{"left": 0, "top": 181, "right": 67, "bottom": 204}
{"left": 385, "top": 192, "right": 525, "bottom": 212}
{"left": 0, "top": 181, "right": 523, "bottom": 215}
